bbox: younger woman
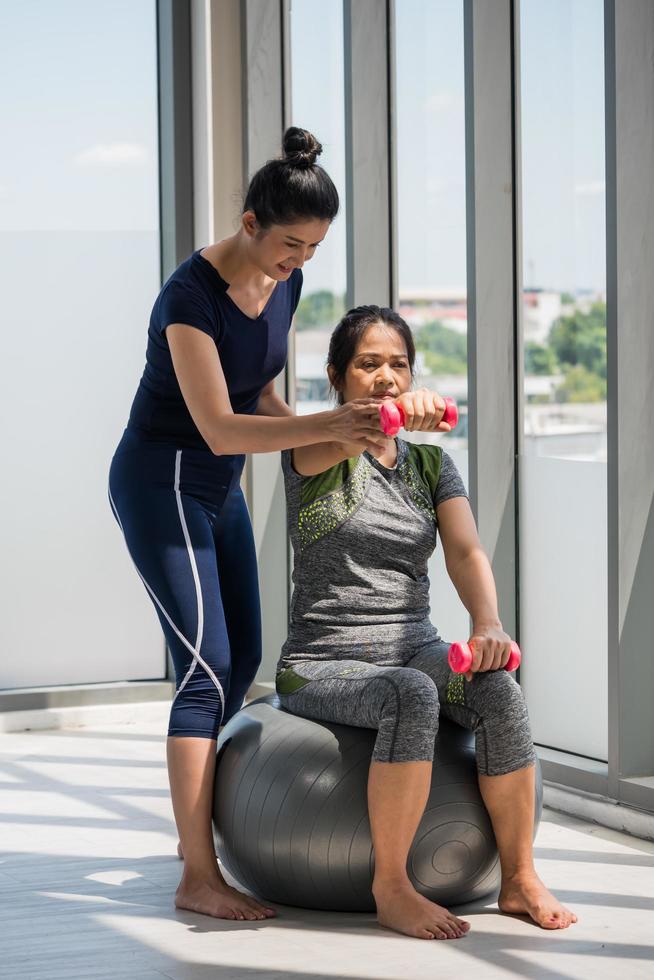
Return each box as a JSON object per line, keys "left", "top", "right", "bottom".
{"left": 109, "top": 130, "right": 393, "bottom": 921}
{"left": 276, "top": 305, "right": 577, "bottom": 940}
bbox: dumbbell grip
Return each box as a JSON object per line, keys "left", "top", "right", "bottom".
{"left": 448, "top": 640, "right": 521, "bottom": 674}
{"left": 379, "top": 397, "right": 458, "bottom": 437}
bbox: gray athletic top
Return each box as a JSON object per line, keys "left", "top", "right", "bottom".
{"left": 279, "top": 438, "right": 468, "bottom": 668}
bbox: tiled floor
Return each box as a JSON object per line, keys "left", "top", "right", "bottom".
{"left": 1, "top": 712, "right": 653, "bottom": 980}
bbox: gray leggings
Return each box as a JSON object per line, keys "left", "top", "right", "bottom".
{"left": 276, "top": 640, "right": 536, "bottom": 776}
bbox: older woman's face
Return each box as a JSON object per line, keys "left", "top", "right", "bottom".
{"left": 339, "top": 324, "right": 412, "bottom": 404}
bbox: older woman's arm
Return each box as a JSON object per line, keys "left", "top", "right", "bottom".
{"left": 437, "top": 496, "right": 513, "bottom": 674}
{"left": 437, "top": 497, "right": 502, "bottom": 630}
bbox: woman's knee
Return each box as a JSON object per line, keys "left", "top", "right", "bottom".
{"left": 472, "top": 670, "right": 535, "bottom": 775}
{"left": 373, "top": 669, "right": 440, "bottom": 763}
{"left": 385, "top": 668, "right": 440, "bottom": 721}
{"left": 168, "top": 682, "right": 224, "bottom": 738}
{"left": 473, "top": 668, "right": 527, "bottom": 713}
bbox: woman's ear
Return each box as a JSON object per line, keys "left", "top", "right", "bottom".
{"left": 241, "top": 210, "right": 258, "bottom": 238}
{"left": 327, "top": 364, "right": 340, "bottom": 393}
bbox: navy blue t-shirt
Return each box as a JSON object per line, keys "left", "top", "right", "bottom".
{"left": 127, "top": 250, "right": 303, "bottom": 450}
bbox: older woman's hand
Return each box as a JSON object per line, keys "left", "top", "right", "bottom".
{"left": 395, "top": 389, "right": 452, "bottom": 433}
{"left": 463, "top": 626, "right": 515, "bottom": 682}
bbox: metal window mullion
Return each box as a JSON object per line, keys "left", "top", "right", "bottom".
{"left": 343, "top": 0, "right": 393, "bottom": 308}
{"left": 157, "top": 0, "right": 194, "bottom": 282}
{"left": 241, "top": 0, "right": 290, "bottom": 683}
{"left": 605, "top": 0, "right": 620, "bottom": 805}
{"left": 158, "top": 0, "right": 194, "bottom": 680}
{"left": 605, "top": 0, "right": 654, "bottom": 798}
{"left": 281, "top": 0, "right": 295, "bottom": 625}
{"left": 387, "top": 0, "right": 399, "bottom": 311}
{"left": 464, "top": 0, "right": 518, "bottom": 641}
{"left": 511, "top": 0, "right": 525, "bottom": 650}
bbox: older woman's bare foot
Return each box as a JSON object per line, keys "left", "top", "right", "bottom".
{"left": 499, "top": 872, "right": 577, "bottom": 929}
{"left": 373, "top": 878, "right": 470, "bottom": 940}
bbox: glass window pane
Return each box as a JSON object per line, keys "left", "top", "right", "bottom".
{"left": 0, "top": 1, "right": 163, "bottom": 688}
{"left": 290, "top": 0, "right": 347, "bottom": 415}
{"left": 519, "top": 0, "right": 607, "bottom": 760}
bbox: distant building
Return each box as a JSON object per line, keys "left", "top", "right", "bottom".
{"left": 523, "top": 288, "right": 606, "bottom": 345}
{"left": 398, "top": 288, "right": 468, "bottom": 335}
{"left": 522, "top": 290, "right": 563, "bottom": 345}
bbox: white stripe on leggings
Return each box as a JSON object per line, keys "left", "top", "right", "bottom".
{"left": 108, "top": 477, "right": 225, "bottom": 720}
{"left": 172, "top": 450, "right": 205, "bottom": 702}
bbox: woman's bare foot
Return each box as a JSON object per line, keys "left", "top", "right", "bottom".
{"left": 176, "top": 845, "right": 275, "bottom": 919}
{"left": 175, "top": 869, "right": 277, "bottom": 920}
{"left": 499, "top": 871, "right": 577, "bottom": 929}
{"left": 373, "top": 879, "right": 470, "bottom": 940}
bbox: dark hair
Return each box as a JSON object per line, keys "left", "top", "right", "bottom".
{"left": 327, "top": 305, "right": 416, "bottom": 404}
{"left": 243, "top": 127, "right": 339, "bottom": 229}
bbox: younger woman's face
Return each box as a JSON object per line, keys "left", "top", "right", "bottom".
{"left": 243, "top": 212, "right": 330, "bottom": 280}
{"left": 335, "top": 324, "right": 412, "bottom": 404}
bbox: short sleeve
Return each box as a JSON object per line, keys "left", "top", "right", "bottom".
{"left": 157, "top": 280, "right": 218, "bottom": 340}
{"left": 434, "top": 449, "right": 468, "bottom": 509}
{"left": 281, "top": 448, "right": 304, "bottom": 485}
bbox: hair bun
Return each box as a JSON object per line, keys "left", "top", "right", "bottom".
{"left": 282, "top": 127, "right": 322, "bottom": 168}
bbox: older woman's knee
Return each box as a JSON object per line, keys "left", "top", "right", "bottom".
{"left": 392, "top": 667, "right": 440, "bottom": 725}
{"left": 373, "top": 668, "right": 440, "bottom": 763}
{"left": 477, "top": 667, "right": 523, "bottom": 699}
{"left": 471, "top": 670, "right": 535, "bottom": 775}
{"left": 474, "top": 669, "right": 530, "bottom": 726}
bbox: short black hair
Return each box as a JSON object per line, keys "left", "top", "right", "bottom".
{"left": 243, "top": 127, "right": 339, "bottom": 228}
{"left": 327, "top": 305, "right": 416, "bottom": 404}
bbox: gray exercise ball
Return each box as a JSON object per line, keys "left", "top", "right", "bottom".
{"left": 213, "top": 693, "right": 543, "bottom": 912}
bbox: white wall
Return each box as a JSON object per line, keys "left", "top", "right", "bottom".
{"left": 0, "top": 234, "right": 165, "bottom": 689}
{"left": 0, "top": 4, "right": 166, "bottom": 691}
{"left": 520, "top": 454, "right": 608, "bottom": 760}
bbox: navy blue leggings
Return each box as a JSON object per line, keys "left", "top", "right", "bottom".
{"left": 109, "top": 430, "right": 261, "bottom": 739}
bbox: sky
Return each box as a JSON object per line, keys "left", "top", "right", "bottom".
{"left": 519, "top": 0, "right": 606, "bottom": 294}
{"left": 292, "top": 0, "right": 606, "bottom": 296}
{"left": 0, "top": 0, "right": 159, "bottom": 232}
{"left": 1, "top": 0, "right": 606, "bottom": 294}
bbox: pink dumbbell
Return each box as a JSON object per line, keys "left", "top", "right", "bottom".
{"left": 448, "top": 640, "right": 521, "bottom": 674}
{"left": 379, "top": 397, "right": 458, "bottom": 437}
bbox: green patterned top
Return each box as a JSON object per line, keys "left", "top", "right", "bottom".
{"left": 279, "top": 439, "right": 468, "bottom": 668}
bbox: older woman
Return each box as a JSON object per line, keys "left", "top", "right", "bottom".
{"left": 276, "top": 304, "right": 577, "bottom": 940}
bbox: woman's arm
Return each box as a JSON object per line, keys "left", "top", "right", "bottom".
{"left": 166, "top": 325, "right": 383, "bottom": 455}
{"left": 254, "top": 380, "right": 294, "bottom": 418}
{"left": 437, "top": 497, "right": 501, "bottom": 629}
{"left": 291, "top": 389, "right": 454, "bottom": 476}
{"left": 253, "top": 379, "right": 385, "bottom": 471}
{"left": 437, "top": 496, "right": 513, "bottom": 673}
{"left": 290, "top": 438, "right": 382, "bottom": 476}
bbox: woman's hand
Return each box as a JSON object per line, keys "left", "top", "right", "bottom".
{"left": 328, "top": 398, "right": 390, "bottom": 456}
{"left": 463, "top": 625, "right": 514, "bottom": 682}
{"left": 395, "top": 389, "right": 452, "bottom": 433}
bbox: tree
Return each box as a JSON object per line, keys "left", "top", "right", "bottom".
{"left": 422, "top": 351, "right": 468, "bottom": 375}
{"left": 525, "top": 341, "right": 557, "bottom": 376}
{"left": 415, "top": 320, "right": 467, "bottom": 374}
{"left": 294, "top": 290, "right": 345, "bottom": 330}
{"left": 548, "top": 303, "right": 607, "bottom": 379}
{"left": 555, "top": 364, "right": 606, "bottom": 403}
